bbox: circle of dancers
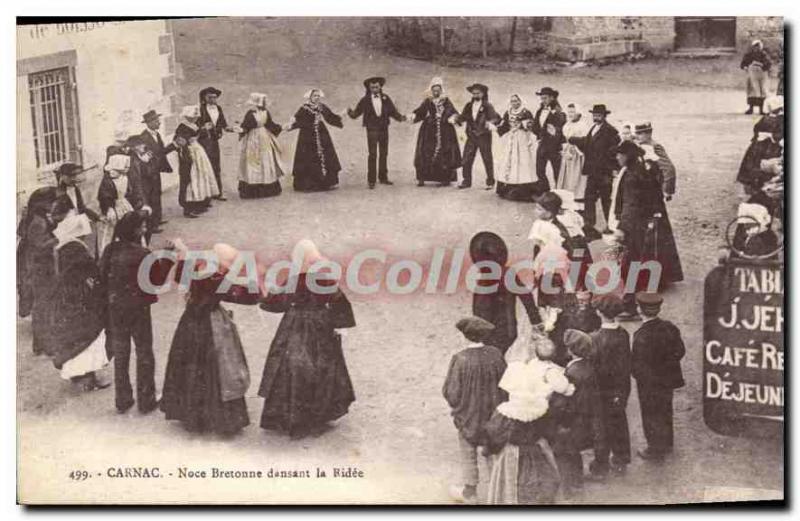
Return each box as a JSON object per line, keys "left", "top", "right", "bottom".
{"left": 15, "top": 68, "right": 783, "bottom": 504}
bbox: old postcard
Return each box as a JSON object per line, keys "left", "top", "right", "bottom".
{"left": 15, "top": 14, "right": 784, "bottom": 505}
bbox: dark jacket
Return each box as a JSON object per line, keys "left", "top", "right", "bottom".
{"left": 240, "top": 108, "right": 282, "bottom": 138}
{"left": 569, "top": 122, "right": 620, "bottom": 178}
{"left": 531, "top": 103, "right": 566, "bottom": 152}
{"left": 56, "top": 185, "right": 100, "bottom": 222}
{"left": 139, "top": 129, "right": 173, "bottom": 173}
{"left": 741, "top": 48, "right": 772, "bottom": 72}
{"left": 348, "top": 92, "right": 404, "bottom": 130}
{"left": 563, "top": 357, "right": 601, "bottom": 450}
{"left": 99, "top": 241, "right": 172, "bottom": 310}
{"left": 737, "top": 137, "right": 782, "bottom": 188}
{"left": 632, "top": 317, "right": 685, "bottom": 390}
{"left": 590, "top": 326, "right": 631, "bottom": 401}
{"left": 456, "top": 100, "right": 501, "bottom": 139}
{"left": 198, "top": 103, "right": 228, "bottom": 142}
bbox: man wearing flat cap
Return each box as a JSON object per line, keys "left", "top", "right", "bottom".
{"left": 347, "top": 77, "right": 406, "bottom": 189}
{"left": 453, "top": 83, "right": 501, "bottom": 190}
{"left": 138, "top": 109, "right": 172, "bottom": 227}
{"left": 531, "top": 87, "right": 566, "bottom": 190}
{"left": 568, "top": 104, "right": 620, "bottom": 238}
{"left": 197, "top": 87, "right": 233, "bottom": 200}
{"left": 631, "top": 292, "right": 685, "bottom": 461}
{"left": 634, "top": 122, "right": 677, "bottom": 201}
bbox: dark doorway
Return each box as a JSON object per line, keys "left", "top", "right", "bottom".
{"left": 675, "top": 17, "right": 736, "bottom": 51}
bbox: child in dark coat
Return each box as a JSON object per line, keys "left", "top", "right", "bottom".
{"left": 588, "top": 295, "right": 631, "bottom": 478}
{"left": 443, "top": 316, "right": 507, "bottom": 504}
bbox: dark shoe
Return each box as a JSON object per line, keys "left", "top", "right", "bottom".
{"left": 183, "top": 211, "right": 198, "bottom": 219}
{"left": 116, "top": 400, "right": 135, "bottom": 414}
{"left": 196, "top": 206, "right": 209, "bottom": 213}
{"left": 378, "top": 179, "right": 394, "bottom": 186}
{"left": 159, "top": 220, "right": 169, "bottom": 225}
{"left": 368, "top": 183, "right": 375, "bottom": 190}
{"left": 417, "top": 180, "right": 425, "bottom": 187}
{"left": 588, "top": 460, "right": 609, "bottom": 480}
{"left": 638, "top": 448, "right": 665, "bottom": 461}
{"left": 139, "top": 399, "right": 160, "bottom": 415}
{"left": 458, "top": 183, "right": 471, "bottom": 189}
{"left": 485, "top": 178, "right": 495, "bottom": 190}
{"left": 583, "top": 226, "right": 603, "bottom": 241}
{"left": 745, "top": 106, "right": 754, "bottom": 115}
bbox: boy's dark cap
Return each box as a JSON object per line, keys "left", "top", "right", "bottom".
{"left": 595, "top": 294, "right": 624, "bottom": 318}
{"left": 456, "top": 316, "right": 495, "bottom": 344}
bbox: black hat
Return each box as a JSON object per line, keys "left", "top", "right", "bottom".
{"left": 456, "top": 316, "right": 496, "bottom": 344}
{"left": 615, "top": 140, "right": 644, "bottom": 158}
{"left": 634, "top": 122, "right": 653, "bottom": 134}
{"left": 594, "top": 294, "right": 624, "bottom": 319}
{"left": 536, "top": 86, "right": 559, "bottom": 97}
{"left": 535, "top": 191, "right": 563, "bottom": 215}
{"left": 563, "top": 328, "right": 593, "bottom": 359}
{"left": 636, "top": 292, "right": 663, "bottom": 314}
{"left": 126, "top": 134, "right": 146, "bottom": 147}
{"left": 363, "top": 76, "right": 386, "bottom": 88}
{"left": 589, "top": 104, "right": 611, "bottom": 115}
{"left": 141, "top": 109, "right": 162, "bottom": 123}
{"left": 174, "top": 123, "right": 198, "bottom": 140}
{"left": 54, "top": 162, "right": 84, "bottom": 179}
{"left": 199, "top": 86, "right": 222, "bottom": 102}
{"left": 467, "top": 83, "right": 489, "bottom": 95}
{"left": 469, "top": 231, "right": 509, "bottom": 266}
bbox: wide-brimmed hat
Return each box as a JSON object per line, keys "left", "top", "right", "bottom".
{"left": 634, "top": 121, "right": 653, "bottom": 134}
{"left": 635, "top": 292, "right": 663, "bottom": 314}
{"left": 456, "top": 316, "right": 496, "bottom": 344}
{"left": 54, "top": 162, "right": 85, "bottom": 179}
{"left": 589, "top": 104, "right": 611, "bottom": 115}
{"left": 469, "top": 231, "right": 509, "bottom": 266}
{"left": 536, "top": 86, "right": 559, "bottom": 97}
{"left": 615, "top": 140, "right": 644, "bottom": 158}
{"left": 126, "top": 134, "right": 147, "bottom": 148}
{"left": 199, "top": 86, "right": 222, "bottom": 101}
{"left": 174, "top": 122, "right": 198, "bottom": 140}
{"left": 363, "top": 76, "right": 386, "bottom": 89}
{"left": 535, "top": 191, "right": 563, "bottom": 215}
{"left": 141, "top": 109, "right": 162, "bottom": 123}
{"left": 563, "top": 328, "right": 593, "bottom": 359}
{"left": 466, "top": 83, "right": 489, "bottom": 95}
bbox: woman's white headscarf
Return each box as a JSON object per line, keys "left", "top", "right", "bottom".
{"left": 248, "top": 92, "right": 270, "bottom": 108}
{"left": 181, "top": 104, "right": 200, "bottom": 121}
{"left": 508, "top": 93, "right": 526, "bottom": 114}
{"left": 303, "top": 89, "right": 325, "bottom": 101}
{"left": 752, "top": 39, "right": 763, "bottom": 49}
{"left": 428, "top": 76, "right": 445, "bottom": 95}
{"left": 638, "top": 144, "right": 660, "bottom": 163}
{"left": 291, "top": 239, "right": 328, "bottom": 274}
{"left": 737, "top": 203, "right": 771, "bottom": 234}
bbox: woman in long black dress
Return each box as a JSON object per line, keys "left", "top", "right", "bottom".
{"left": 258, "top": 240, "right": 356, "bottom": 438}
{"left": 287, "top": 89, "right": 344, "bottom": 192}
{"left": 160, "top": 242, "right": 260, "bottom": 436}
{"left": 410, "top": 77, "right": 462, "bottom": 187}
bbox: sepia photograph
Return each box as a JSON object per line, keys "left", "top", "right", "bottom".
{"left": 12, "top": 5, "right": 785, "bottom": 507}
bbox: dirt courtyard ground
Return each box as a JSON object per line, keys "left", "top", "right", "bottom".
{"left": 17, "top": 18, "right": 783, "bottom": 504}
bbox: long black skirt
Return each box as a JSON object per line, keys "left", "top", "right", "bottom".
{"left": 238, "top": 180, "right": 282, "bottom": 199}
{"left": 258, "top": 308, "right": 355, "bottom": 435}
{"left": 160, "top": 308, "right": 249, "bottom": 435}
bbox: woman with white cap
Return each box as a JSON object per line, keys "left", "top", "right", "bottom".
{"left": 740, "top": 40, "right": 772, "bottom": 115}
{"left": 410, "top": 77, "right": 462, "bottom": 187}
{"left": 160, "top": 241, "right": 262, "bottom": 435}
{"left": 258, "top": 239, "right": 357, "bottom": 438}
{"left": 179, "top": 105, "right": 221, "bottom": 210}
{"left": 45, "top": 200, "right": 111, "bottom": 391}
{"left": 555, "top": 103, "right": 591, "bottom": 206}
{"left": 286, "top": 89, "right": 345, "bottom": 192}
{"left": 495, "top": 93, "right": 539, "bottom": 200}
{"left": 96, "top": 153, "right": 147, "bottom": 256}
{"left": 237, "top": 93, "right": 287, "bottom": 199}
{"left": 731, "top": 202, "right": 779, "bottom": 260}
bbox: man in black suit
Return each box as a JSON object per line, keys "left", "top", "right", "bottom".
{"left": 568, "top": 104, "right": 620, "bottom": 237}
{"left": 139, "top": 110, "right": 173, "bottom": 225}
{"left": 197, "top": 86, "right": 233, "bottom": 200}
{"left": 348, "top": 77, "right": 406, "bottom": 189}
{"left": 631, "top": 292, "right": 685, "bottom": 461}
{"left": 530, "top": 87, "right": 566, "bottom": 189}
{"left": 454, "top": 83, "right": 501, "bottom": 190}
{"left": 54, "top": 163, "right": 100, "bottom": 223}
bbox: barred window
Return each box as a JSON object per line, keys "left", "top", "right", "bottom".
{"left": 28, "top": 67, "right": 79, "bottom": 170}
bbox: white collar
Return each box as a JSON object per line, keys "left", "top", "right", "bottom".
{"left": 601, "top": 322, "right": 620, "bottom": 329}
{"left": 466, "top": 342, "right": 483, "bottom": 348}
{"left": 642, "top": 315, "right": 659, "bottom": 324}
{"left": 566, "top": 357, "right": 582, "bottom": 368}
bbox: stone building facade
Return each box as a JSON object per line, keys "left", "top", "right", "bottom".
{"left": 381, "top": 16, "right": 783, "bottom": 61}
{"left": 16, "top": 20, "right": 179, "bottom": 205}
